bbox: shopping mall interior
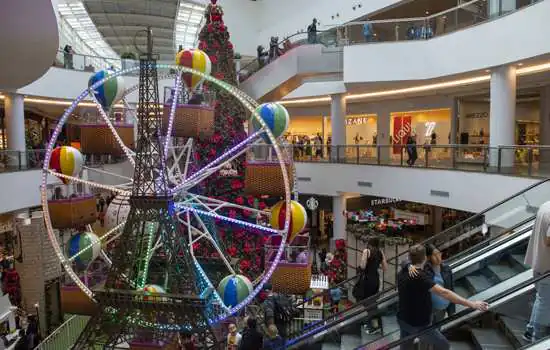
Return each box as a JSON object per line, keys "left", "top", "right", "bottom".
{"left": 1, "top": 0, "right": 550, "bottom": 349}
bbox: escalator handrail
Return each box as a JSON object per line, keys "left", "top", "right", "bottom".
{"left": 367, "top": 271, "right": 550, "bottom": 350}
{"left": 388, "top": 178, "right": 549, "bottom": 264}
{"left": 287, "top": 217, "right": 535, "bottom": 341}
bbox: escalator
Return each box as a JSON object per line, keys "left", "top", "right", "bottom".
{"left": 357, "top": 271, "right": 550, "bottom": 350}
{"left": 288, "top": 222, "right": 535, "bottom": 349}
{"left": 286, "top": 179, "right": 550, "bottom": 347}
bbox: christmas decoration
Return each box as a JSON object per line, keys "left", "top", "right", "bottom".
{"left": 191, "top": 0, "right": 268, "bottom": 279}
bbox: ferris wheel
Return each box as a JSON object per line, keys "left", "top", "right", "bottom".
{"left": 41, "top": 57, "right": 305, "bottom": 334}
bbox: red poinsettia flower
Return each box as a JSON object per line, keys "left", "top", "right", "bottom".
{"left": 209, "top": 148, "right": 217, "bottom": 157}
{"left": 210, "top": 55, "right": 218, "bottom": 64}
{"left": 330, "top": 259, "right": 341, "bottom": 268}
{"left": 215, "top": 72, "right": 225, "bottom": 80}
{"left": 227, "top": 246, "right": 237, "bottom": 257}
{"left": 231, "top": 179, "right": 243, "bottom": 190}
{"left": 220, "top": 25, "right": 227, "bottom": 32}
{"left": 228, "top": 209, "right": 237, "bottom": 219}
{"left": 247, "top": 196, "right": 255, "bottom": 206}
{"left": 192, "top": 242, "right": 201, "bottom": 251}
{"left": 199, "top": 42, "right": 208, "bottom": 50}
{"left": 242, "top": 209, "right": 252, "bottom": 218}
{"left": 335, "top": 239, "right": 346, "bottom": 250}
{"left": 227, "top": 42, "right": 234, "bottom": 50}
{"left": 243, "top": 242, "right": 252, "bottom": 254}
{"left": 235, "top": 196, "right": 244, "bottom": 205}
{"left": 234, "top": 230, "right": 245, "bottom": 239}
{"left": 258, "top": 201, "right": 267, "bottom": 210}
{"left": 240, "top": 259, "right": 251, "bottom": 271}
{"left": 211, "top": 132, "right": 222, "bottom": 143}
{"left": 207, "top": 24, "right": 214, "bottom": 33}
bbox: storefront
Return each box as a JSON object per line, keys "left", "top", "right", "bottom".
{"left": 460, "top": 100, "right": 540, "bottom": 145}
{"left": 390, "top": 108, "right": 452, "bottom": 148}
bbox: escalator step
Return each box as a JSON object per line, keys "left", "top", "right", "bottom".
{"left": 341, "top": 334, "right": 362, "bottom": 350}
{"left": 465, "top": 275, "right": 493, "bottom": 294}
{"left": 510, "top": 254, "right": 528, "bottom": 269}
{"left": 454, "top": 285, "right": 471, "bottom": 298}
{"left": 470, "top": 328, "right": 514, "bottom": 349}
{"left": 499, "top": 315, "right": 530, "bottom": 348}
{"left": 449, "top": 341, "right": 476, "bottom": 350}
{"left": 487, "top": 264, "right": 517, "bottom": 282}
{"left": 381, "top": 315, "right": 399, "bottom": 334}
{"left": 321, "top": 342, "right": 341, "bottom": 350}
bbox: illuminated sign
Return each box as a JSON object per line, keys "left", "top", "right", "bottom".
{"left": 346, "top": 116, "right": 371, "bottom": 126}
{"left": 371, "top": 197, "right": 400, "bottom": 206}
{"left": 425, "top": 121, "right": 436, "bottom": 137}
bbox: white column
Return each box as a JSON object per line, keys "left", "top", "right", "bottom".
{"left": 539, "top": 86, "right": 550, "bottom": 167}
{"left": 377, "top": 111, "right": 391, "bottom": 163}
{"left": 330, "top": 94, "right": 346, "bottom": 161}
{"left": 4, "top": 93, "right": 26, "bottom": 167}
{"left": 332, "top": 194, "right": 347, "bottom": 246}
{"left": 489, "top": 65, "right": 516, "bottom": 168}
{"left": 322, "top": 115, "right": 328, "bottom": 158}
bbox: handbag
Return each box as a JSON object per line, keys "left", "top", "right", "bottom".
{"left": 352, "top": 268, "right": 368, "bottom": 299}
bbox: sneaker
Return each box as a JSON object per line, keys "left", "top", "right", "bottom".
{"left": 522, "top": 331, "right": 533, "bottom": 342}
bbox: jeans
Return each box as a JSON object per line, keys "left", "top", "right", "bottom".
{"left": 526, "top": 271, "right": 550, "bottom": 341}
{"left": 397, "top": 319, "right": 450, "bottom": 350}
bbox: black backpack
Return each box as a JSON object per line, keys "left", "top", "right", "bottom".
{"left": 273, "top": 296, "right": 293, "bottom": 324}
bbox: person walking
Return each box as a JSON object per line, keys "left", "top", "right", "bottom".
{"left": 353, "top": 237, "right": 387, "bottom": 334}
{"left": 226, "top": 324, "right": 242, "bottom": 350}
{"left": 239, "top": 317, "right": 263, "bottom": 350}
{"left": 307, "top": 18, "right": 318, "bottom": 44}
{"left": 407, "top": 244, "right": 455, "bottom": 323}
{"left": 406, "top": 135, "right": 418, "bottom": 166}
{"left": 523, "top": 201, "right": 550, "bottom": 342}
{"left": 397, "top": 245, "right": 488, "bottom": 350}
{"left": 263, "top": 325, "right": 284, "bottom": 350}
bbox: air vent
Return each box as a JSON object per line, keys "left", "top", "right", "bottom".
{"left": 357, "top": 181, "right": 372, "bottom": 187}
{"left": 297, "top": 177, "right": 312, "bottom": 182}
{"left": 430, "top": 190, "right": 449, "bottom": 198}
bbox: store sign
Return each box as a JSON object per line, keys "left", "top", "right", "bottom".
{"left": 393, "top": 208, "right": 428, "bottom": 226}
{"left": 465, "top": 112, "right": 489, "bottom": 119}
{"left": 371, "top": 197, "right": 400, "bottom": 206}
{"left": 425, "top": 121, "right": 436, "bottom": 137}
{"left": 392, "top": 116, "right": 412, "bottom": 154}
{"left": 219, "top": 162, "right": 238, "bottom": 177}
{"left": 346, "top": 117, "right": 370, "bottom": 126}
{"left": 306, "top": 197, "right": 319, "bottom": 210}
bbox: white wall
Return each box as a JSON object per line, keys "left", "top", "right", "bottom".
{"left": 218, "top": 0, "right": 261, "bottom": 57}
{"left": 16, "top": 67, "right": 177, "bottom": 103}
{"left": 256, "top": 0, "right": 405, "bottom": 48}
{"left": 344, "top": 1, "right": 550, "bottom": 83}
{"left": 0, "top": 170, "right": 60, "bottom": 213}
{"left": 295, "top": 163, "right": 539, "bottom": 213}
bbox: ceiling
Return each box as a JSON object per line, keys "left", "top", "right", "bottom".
{"left": 82, "top": 0, "right": 206, "bottom": 61}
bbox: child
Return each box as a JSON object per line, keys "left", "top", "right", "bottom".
{"left": 226, "top": 323, "right": 241, "bottom": 350}
{"left": 263, "top": 325, "right": 284, "bottom": 350}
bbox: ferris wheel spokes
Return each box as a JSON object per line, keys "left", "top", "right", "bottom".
{"left": 182, "top": 193, "right": 270, "bottom": 218}
{"left": 167, "top": 139, "right": 194, "bottom": 186}
{"left": 90, "top": 92, "right": 136, "bottom": 165}
{"left": 46, "top": 170, "right": 131, "bottom": 195}
{"left": 163, "top": 72, "right": 183, "bottom": 159}
{"left": 173, "top": 131, "right": 264, "bottom": 194}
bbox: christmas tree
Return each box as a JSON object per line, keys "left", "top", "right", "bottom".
{"left": 191, "top": 0, "right": 267, "bottom": 280}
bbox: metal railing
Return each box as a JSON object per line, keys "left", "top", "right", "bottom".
{"left": 35, "top": 315, "right": 90, "bottom": 350}
{"left": 2, "top": 144, "right": 550, "bottom": 177}
{"left": 237, "top": 0, "right": 539, "bottom": 83}
{"left": 293, "top": 144, "right": 550, "bottom": 178}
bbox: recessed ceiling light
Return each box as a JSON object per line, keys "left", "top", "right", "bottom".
{"left": 518, "top": 63, "right": 524, "bottom": 66}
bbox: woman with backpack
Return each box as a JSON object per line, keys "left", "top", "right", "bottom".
{"left": 353, "top": 237, "right": 387, "bottom": 334}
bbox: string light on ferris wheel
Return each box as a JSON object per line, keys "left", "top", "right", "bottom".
{"left": 40, "top": 63, "right": 292, "bottom": 329}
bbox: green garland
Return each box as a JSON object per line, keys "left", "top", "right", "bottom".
{"left": 347, "top": 223, "right": 413, "bottom": 246}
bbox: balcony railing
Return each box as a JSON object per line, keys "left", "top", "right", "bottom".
{"left": 35, "top": 315, "right": 90, "bottom": 350}
{"left": 2, "top": 144, "right": 550, "bottom": 178}
{"left": 236, "top": 0, "right": 540, "bottom": 83}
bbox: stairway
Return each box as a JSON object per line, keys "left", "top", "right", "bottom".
{"left": 35, "top": 314, "right": 90, "bottom": 350}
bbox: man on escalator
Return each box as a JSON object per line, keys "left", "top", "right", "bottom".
{"left": 397, "top": 245, "right": 489, "bottom": 350}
